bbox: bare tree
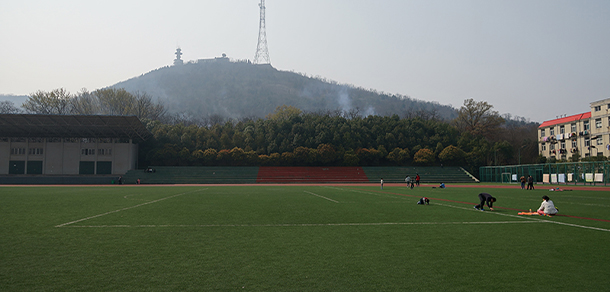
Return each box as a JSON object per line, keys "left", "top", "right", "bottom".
{"left": 0, "top": 100, "right": 22, "bottom": 114}
{"left": 453, "top": 98, "right": 505, "bottom": 139}
{"left": 22, "top": 88, "right": 73, "bottom": 114}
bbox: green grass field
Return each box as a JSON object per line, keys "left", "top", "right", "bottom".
{"left": 1, "top": 184, "right": 609, "bottom": 291}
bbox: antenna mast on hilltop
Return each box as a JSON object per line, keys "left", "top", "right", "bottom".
{"left": 254, "top": 0, "right": 270, "bottom": 64}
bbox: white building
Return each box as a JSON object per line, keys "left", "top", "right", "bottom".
{"left": 0, "top": 114, "right": 151, "bottom": 175}
{"left": 538, "top": 98, "right": 610, "bottom": 160}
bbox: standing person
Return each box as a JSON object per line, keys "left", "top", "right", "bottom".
{"left": 405, "top": 175, "right": 412, "bottom": 189}
{"left": 527, "top": 175, "right": 534, "bottom": 190}
{"left": 537, "top": 195, "right": 558, "bottom": 215}
{"left": 380, "top": 178, "right": 384, "bottom": 190}
{"left": 474, "top": 193, "right": 496, "bottom": 211}
{"left": 520, "top": 176, "right": 526, "bottom": 189}
{"left": 415, "top": 174, "right": 421, "bottom": 187}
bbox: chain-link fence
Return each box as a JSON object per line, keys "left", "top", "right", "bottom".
{"left": 479, "top": 161, "right": 610, "bottom": 186}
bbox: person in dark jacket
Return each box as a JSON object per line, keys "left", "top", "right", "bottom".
{"left": 527, "top": 175, "right": 534, "bottom": 190}
{"left": 474, "top": 193, "right": 496, "bottom": 211}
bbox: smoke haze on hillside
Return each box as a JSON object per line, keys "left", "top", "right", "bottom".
{"left": 1, "top": 0, "right": 609, "bottom": 122}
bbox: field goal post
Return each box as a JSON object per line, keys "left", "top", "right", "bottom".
{"left": 501, "top": 172, "right": 512, "bottom": 184}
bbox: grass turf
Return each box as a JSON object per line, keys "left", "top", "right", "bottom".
{"left": 1, "top": 185, "right": 609, "bottom": 291}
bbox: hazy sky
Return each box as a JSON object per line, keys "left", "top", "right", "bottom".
{"left": 1, "top": 0, "right": 609, "bottom": 122}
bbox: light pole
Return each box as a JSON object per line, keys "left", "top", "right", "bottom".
{"left": 518, "top": 144, "right": 527, "bottom": 165}
{"left": 589, "top": 145, "right": 596, "bottom": 160}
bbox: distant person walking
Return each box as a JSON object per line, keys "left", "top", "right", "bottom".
{"left": 380, "top": 178, "right": 384, "bottom": 190}
{"left": 527, "top": 175, "right": 534, "bottom": 190}
{"left": 520, "top": 176, "right": 526, "bottom": 190}
{"left": 405, "top": 175, "right": 413, "bottom": 189}
{"left": 474, "top": 193, "right": 496, "bottom": 211}
{"left": 415, "top": 174, "right": 421, "bottom": 187}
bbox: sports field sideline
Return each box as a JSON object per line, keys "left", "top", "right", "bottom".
{"left": 1, "top": 183, "right": 609, "bottom": 291}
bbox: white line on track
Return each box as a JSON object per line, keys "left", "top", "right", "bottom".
{"left": 304, "top": 191, "right": 339, "bottom": 203}
{"left": 59, "top": 221, "right": 545, "bottom": 228}
{"left": 55, "top": 188, "right": 207, "bottom": 228}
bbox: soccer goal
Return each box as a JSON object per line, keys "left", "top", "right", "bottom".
{"left": 501, "top": 172, "right": 512, "bottom": 184}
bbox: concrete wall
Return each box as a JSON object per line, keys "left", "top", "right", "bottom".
{"left": 0, "top": 140, "right": 8, "bottom": 174}
{"left": 45, "top": 142, "right": 64, "bottom": 174}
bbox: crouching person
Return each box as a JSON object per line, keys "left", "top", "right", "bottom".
{"left": 417, "top": 197, "right": 430, "bottom": 205}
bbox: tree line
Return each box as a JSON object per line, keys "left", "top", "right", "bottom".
{"left": 140, "top": 100, "right": 540, "bottom": 177}
{"left": 5, "top": 88, "right": 541, "bottom": 177}
{"left": 6, "top": 88, "right": 166, "bottom": 120}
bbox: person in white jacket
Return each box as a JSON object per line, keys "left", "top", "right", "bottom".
{"left": 537, "top": 195, "right": 558, "bottom": 215}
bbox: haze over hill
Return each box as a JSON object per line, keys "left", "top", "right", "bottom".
{"left": 112, "top": 58, "right": 458, "bottom": 121}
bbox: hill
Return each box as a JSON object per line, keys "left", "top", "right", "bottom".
{"left": 0, "top": 94, "right": 28, "bottom": 106}
{"left": 112, "top": 59, "right": 458, "bottom": 120}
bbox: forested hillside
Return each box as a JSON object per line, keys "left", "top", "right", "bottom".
{"left": 141, "top": 104, "right": 541, "bottom": 177}
{"left": 113, "top": 59, "right": 457, "bottom": 121}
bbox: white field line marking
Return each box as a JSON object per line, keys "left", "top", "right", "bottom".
{"left": 513, "top": 197, "right": 610, "bottom": 208}
{"left": 55, "top": 188, "right": 207, "bottom": 228}
{"left": 328, "top": 187, "right": 610, "bottom": 232}
{"left": 435, "top": 202, "right": 610, "bottom": 232}
{"left": 123, "top": 194, "right": 150, "bottom": 201}
{"left": 323, "top": 186, "right": 408, "bottom": 199}
{"left": 60, "top": 221, "right": 545, "bottom": 228}
{"left": 304, "top": 191, "right": 339, "bottom": 203}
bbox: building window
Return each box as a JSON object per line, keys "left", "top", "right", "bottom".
{"left": 550, "top": 127, "right": 555, "bottom": 136}
{"left": 559, "top": 125, "right": 565, "bottom": 134}
{"left": 28, "top": 148, "right": 43, "bottom": 155}
{"left": 597, "top": 138, "right": 603, "bottom": 146}
{"left": 585, "top": 138, "right": 590, "bottom": 147}
{"left": 98, "top": 148, "right": 112, "bottom": 156}
{"left": 81, "top": 149, "right": 95, "bottom": 155}
{"left": 594, "top": 105, "right": 601, "bottom": 111}
{"left": 572, "top": 140, "right": 577, "bottom": 148}
{"left": 540, "top": 129, "right": 545, "bottom": 137}
{"left": 596, "top": 118, "right": 602, "bottom": 128}
{"left": 584, "top": 121, "right": 590, "bottom": 131}
{"left": 541, "top": 143, "right": 546, "bottom": 151}
{"left": 550, "top": 144, "right": 555, "bottom": 150}
{"left": 11, "top": 148, "right": 26, "bottom": 155}
{"left": 571, "top": 123, "right": 576, "bottom": 132}
{"left": 560, "top": 142, "right": 566, "bottom": 149}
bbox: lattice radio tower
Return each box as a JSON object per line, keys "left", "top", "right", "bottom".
{"left": 254, "top": 0, "right": 270, "bottom": 64}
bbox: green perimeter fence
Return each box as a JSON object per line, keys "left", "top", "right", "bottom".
{"left": 480, "top": 161, "right": 610, "bottom": 186}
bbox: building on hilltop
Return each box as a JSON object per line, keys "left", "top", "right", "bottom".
{"left": 173, "top": 48, "right": 183, "bottom": 66}
{"left": 538, "top": 98, "right": 610, "bottom": 160}
{"left": 197, "top": 53, "right": 230, "bottom": 64}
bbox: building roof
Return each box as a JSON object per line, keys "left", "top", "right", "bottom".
{"left": 539, "top": 112, "right": 591, "bottom": 128}
{"left": 0, "top": 114, "right": 152, "bottom": 142}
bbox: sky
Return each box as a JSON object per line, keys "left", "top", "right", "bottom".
{"left": 1, "top": 0, "right": 609, "bottom": 123}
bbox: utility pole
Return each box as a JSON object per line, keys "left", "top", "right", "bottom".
{"left": 254, "top": 0, "right": 271, "bottom": 64}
